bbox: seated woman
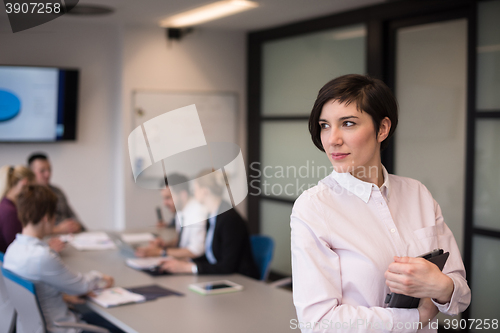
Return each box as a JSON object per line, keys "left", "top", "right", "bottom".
{"left": 0, "top": 165, "right": 35, "bottom": 253}
{"left": 291, "top": 74, "right": 470, "bottom": 332}
{"left": 3, "top": 185, "right": 119, "bottom": 333}
{"left": 160, "top": 171, "right": 260, "bottom": 280}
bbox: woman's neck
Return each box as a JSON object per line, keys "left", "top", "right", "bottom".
{"left": 5, "top": 188, "right": 18, "bottom": 203}
{"left": 351, "top": 163, "right": 384, "bottom": 188}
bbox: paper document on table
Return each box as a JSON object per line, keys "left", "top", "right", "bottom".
{"left": 126, "top": 257, "right": 166, "bottom": 270}
{"left": 89, "top": 287, "right": 146, "bottom": 308}
{"left": 121, "top": 233, "right": 155, "bottom": 244}
{"left": 68, "top": 232, "right": 116, "bottom": 251}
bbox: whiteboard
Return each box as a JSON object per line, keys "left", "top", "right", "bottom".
{"left": 133, "top": 90, "right": 238, "bottom": 145}
{"left": 131, "top": 90, "right": 239, "bottom": 183}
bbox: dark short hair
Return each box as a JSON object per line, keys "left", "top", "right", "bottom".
{"left": 27, "top": 152, "right": 49, "bottom": 166}
{"left": 17, "top": 185, "right": 57, "bottom": 227}
{"left": 309, "top": 74, "right": 398, "bottom": 151}
{"left": 162, "top": 173, "right": 190, "bottom": 195}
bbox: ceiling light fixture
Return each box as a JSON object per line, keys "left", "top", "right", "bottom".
{"left": 160, "top": 0, "right": 258, "bottom": 28}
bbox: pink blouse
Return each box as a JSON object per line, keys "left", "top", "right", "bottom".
{"left": 290, "top": 167, "right": 470, "bottom": 333}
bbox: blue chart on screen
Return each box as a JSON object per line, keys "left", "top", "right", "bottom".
{"left": 0, "top": 90, "right": 21, "bottom": 122}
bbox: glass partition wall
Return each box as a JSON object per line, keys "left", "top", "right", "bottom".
{"left": 259, "top": 25, "right": 366, "bottom": 275}
{"left": 469, "top": 0, "right": 500, "bottom": 328}
{"left": 248, "top": 0, "right": 499, "bottom": 327}
{"left": 393, "top": 17, "right": 468, "bottom": 325}
{"left": 394, "top": 19, "right": 468, "bottom": 254}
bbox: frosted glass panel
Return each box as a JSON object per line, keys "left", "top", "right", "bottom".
{"left": 260, "top": 121, "right": 333, "bottom": 200}
{"left": 262, "top": 24, "right": 366, "bottom": 116}
{"left": 260, "top": 200, "right": 293, "bottom": 275}
{"left": 395, "top": 19, "right": 467, "bottom": 252}
{"left": 477, "top": 0, "right": 500, "bottom": 110}
{"left": 474, "top": 120, "right": 500, "bottom": 231}
{"left": 470, "top": 235, "right": 500, "bottom": 328}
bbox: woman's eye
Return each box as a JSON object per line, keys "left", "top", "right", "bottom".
{"left": 343, "top": 121, "right": 355, "bottom": 127}
{"left": 319, "top": 122, "right": 329, "bottom": 129}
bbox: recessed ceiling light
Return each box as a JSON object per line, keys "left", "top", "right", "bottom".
{"left": 160, "top": 0, "right": 258, "bottom": 28}
{"left": 66, "top": 4, "right": 114, "bottom": 16}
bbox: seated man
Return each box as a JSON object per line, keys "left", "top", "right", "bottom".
{"left": 136, "top": 174, "right": 207, "bottom": 259}
{"left": 28, "top": 153, "right": 84, "bottom": 234}
{"left": 3, "top": 185, "right": 121, "bottom": 332}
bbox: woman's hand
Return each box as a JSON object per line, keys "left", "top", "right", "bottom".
{"left": 160, "top": 258, "right": 194, "bottom": 274}
{"left": 385, "top": 256, "right": 454, "bottom": 304}
{"left": 417, "top": 298, "right": 439, "bottom": 330}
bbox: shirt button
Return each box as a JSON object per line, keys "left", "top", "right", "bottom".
{"left": 390, "top": 228, "right": 396, "bottom": 233}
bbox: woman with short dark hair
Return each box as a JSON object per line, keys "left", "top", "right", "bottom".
{"left": 291, "top": 74, "right": 470, "bottom": 332}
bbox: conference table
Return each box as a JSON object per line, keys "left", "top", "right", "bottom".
{"left": 61, "top": 229, "right": 298, "bottom": 333}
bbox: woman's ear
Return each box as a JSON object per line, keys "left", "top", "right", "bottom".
{"left": 377, "top": 117, "right": 392, "bottom": 143}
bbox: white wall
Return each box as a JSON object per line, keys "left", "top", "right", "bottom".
{"left": 0, "top": 20, "right": 122, "bottom": 231}
{"left": 121, "top": 27, "right": 247, "bottom": 230}
{"left": 0, "top": 19, "right": 247, "bottom": 231}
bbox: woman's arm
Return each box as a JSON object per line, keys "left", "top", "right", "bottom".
{"left": 432, "top": 201, "right": 471, "bottom": 315}
{"left": 385, "top": 201, "right": 471, "bottom": 316}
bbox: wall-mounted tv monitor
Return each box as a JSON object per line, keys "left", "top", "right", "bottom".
{"left": 0, "top": 65, "right": 79, "bottom": 142}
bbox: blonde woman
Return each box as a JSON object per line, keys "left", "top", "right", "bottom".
{"left": 0, "top": 165, "right": 35, "bottom": 253}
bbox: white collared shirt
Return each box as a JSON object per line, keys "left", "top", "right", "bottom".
{"left": 290, "top": 167, "right": 470, "bottom": 333}
{"left": 175, "top": 198, "right": 207, "bottom": 257}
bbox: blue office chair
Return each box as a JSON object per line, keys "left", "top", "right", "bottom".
{"left": 0, "top": 266, "right": 110, "bottom": 333}
{"left": 0, "top": 252, "right": 16, "bottom": 333}
{"left": 250, "top": 235, "right": 275, "bottom": 281}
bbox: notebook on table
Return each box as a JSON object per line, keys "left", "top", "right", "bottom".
{"left": 89, "top": 287, "right": 146, "bottom": 308}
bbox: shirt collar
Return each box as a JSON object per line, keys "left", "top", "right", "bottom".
{"left": 380, "top": 166, "right": 391, "bottom": 201}
{"left": 16, "top": 233, "right": 47, "bottom": 246}
{"left": 330, "top": 165, "right": 390, "bottom": 203}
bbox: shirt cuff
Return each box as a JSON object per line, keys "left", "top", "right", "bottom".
{"left": 431, "top": 275, "right": 457, "bottom": 314}
{"left": 191, "top": 264, "right": 198, "bottom": 274}
{"left": 390, "top": 308, "right": 420, "bottom": 333}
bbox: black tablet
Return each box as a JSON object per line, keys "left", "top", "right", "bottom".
{"left": 385, "top": 249, "right": 450, "bottom": 308}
